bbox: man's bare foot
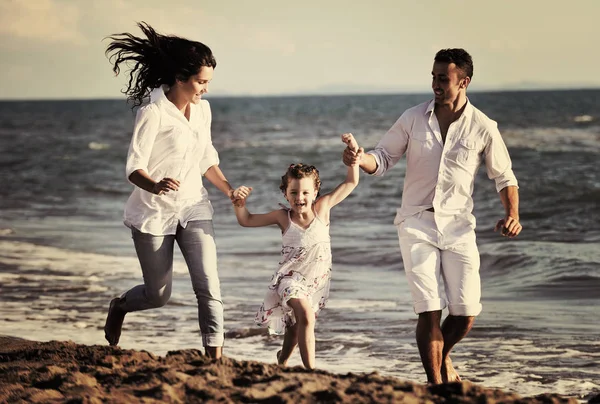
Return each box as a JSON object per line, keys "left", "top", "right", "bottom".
{"left": 441, "top": 357, "right": 461, "bottom": 383}
{"left": 104, "top": 298, "right": 126, "bottom": 346}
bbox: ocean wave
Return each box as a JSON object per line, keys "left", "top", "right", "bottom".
{"left": 503, "top": 127, "right": 600, "bottom": 152}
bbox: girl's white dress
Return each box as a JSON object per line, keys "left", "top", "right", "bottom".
{"left": 255, "top": 208, "right": 332, "bottom": 335}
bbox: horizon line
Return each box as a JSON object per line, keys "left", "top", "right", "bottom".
{"left": 1, "top": 86, "right": 599, "bottom": 102}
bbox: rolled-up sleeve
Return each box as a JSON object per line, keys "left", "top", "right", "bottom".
{"left": 368, "top": 112, "right": 410, "bottom": 176}
{"left": 125, "top": 105, "right": 160, "bottom": 181}
{"left": 198, "top": 101, "right": 220, "bottom": 175}
{"left": 484, "top": 125, "right": 519, "bottom": 192}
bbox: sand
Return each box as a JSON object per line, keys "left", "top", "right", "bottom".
{"left": 0, "top": 336, "right": 583, "bottom": 403}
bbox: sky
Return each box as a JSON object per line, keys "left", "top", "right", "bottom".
{"left": 0, "top": 0, "right": 599, "bottom": 99}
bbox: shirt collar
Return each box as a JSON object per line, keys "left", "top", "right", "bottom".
{"left": 150, "top": 85, "right": 169, "bottom": 103}
{"left": 425, "top": 97, "right": 474, "bottom": 122}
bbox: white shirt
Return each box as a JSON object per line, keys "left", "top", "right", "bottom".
{"left": 124, "top": 86, "right": 220, "bottom": 235}
{"left": 368, "top": 99, "right": 518, "bottom": 233}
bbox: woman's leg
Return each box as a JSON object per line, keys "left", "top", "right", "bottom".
{"left": 177, "top": 220, "right": 224, "bottom": 358}
{"left": 286, "top": 298, "right": 316, "bottom": 369}
{"left": 104, "top": 228, "right": 175, "bottom": 345}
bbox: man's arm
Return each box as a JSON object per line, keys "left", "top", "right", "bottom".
{"left": 495, "top": 185, "right": 522, "bottom": 238}
{"left": 342, "top": 112, "right": 410, "bottom": 176}
{"left": 343, "top": 149, "right": 378, "bottom": 174}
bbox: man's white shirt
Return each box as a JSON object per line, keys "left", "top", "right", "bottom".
{"left": 368, "top": 99, "right": 518, "bottom": 234}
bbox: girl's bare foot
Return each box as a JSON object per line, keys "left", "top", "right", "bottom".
{"left": 277, "top": 350, "right": 287, "bottom": 366}
{"left": 441, "top": 357, "right": 461, "bottom": 383}
{"left": 104, "top": 298, "right": 126, "bottom": 346}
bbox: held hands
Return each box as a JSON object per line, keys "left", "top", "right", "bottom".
{"left": 231, "top": 186, "right": 252, "bottom": 208}
{"left": 494, "top": 216, "right": 522, "bottom": 238}
{"left": 341, "top": 133, "right": 364, "bottom": 167}
{"left": 152, "top": 178, "right": 180, "bottom": 195}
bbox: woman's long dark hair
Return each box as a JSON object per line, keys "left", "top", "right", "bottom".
{"left": 105, "top": 22, "right": 216, "bottom": 107}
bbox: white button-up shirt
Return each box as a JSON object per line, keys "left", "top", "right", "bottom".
{"left": 369, "top": 99, "right": 518, "bottom": 233}
{"left": 124, "top": 86, "right": 220, "bottom": 235}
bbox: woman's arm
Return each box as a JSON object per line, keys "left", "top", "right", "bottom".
{"left": 128, "top": 170, "right": 180, "bottom": 195}
{"left": 204, "top": 165, "right": 235, "bottom": 200}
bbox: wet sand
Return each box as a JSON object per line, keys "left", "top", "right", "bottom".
{"left": 0, "top": 336, "right": 581, "bottom": 403}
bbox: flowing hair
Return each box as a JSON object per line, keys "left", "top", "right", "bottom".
{"left": 105, "top": 22, "right": 216, "bottom": 107}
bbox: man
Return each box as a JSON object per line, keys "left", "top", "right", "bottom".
{"left": 343, "top": 48, "right": 521, "bottom": 384}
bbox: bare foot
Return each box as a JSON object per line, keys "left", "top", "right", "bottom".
{"left": 205, "top": 346, "right": 222, "bottom": 360}
{"left": 277, "top": 350, "right": 287, "bottom": 366}
{"left": 104, "top": 298, "right": 126, "bottom": 346}
{"left": 441, "top": 357, "right": 461, "bottom": 383}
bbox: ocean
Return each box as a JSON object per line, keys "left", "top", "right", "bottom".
{"left": 0, "top": 89, "right": 598, "bottom": 401}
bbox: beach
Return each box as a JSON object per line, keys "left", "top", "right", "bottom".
{"left": 0, "top": 336, "right": 586, "bottom": 403}
{"left": 0, "top": 90, "right": 599, "bottom": 401}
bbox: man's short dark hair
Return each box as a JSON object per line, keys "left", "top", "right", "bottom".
{"left": 434, "top": 48, "right": 473, "bottom": 79}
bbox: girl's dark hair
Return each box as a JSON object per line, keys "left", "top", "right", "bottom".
{"left": 280, "top": 163, "right": 322, "bottom": 197}
{"left": 105, "top": 22, "right": 217, "bottom": 107}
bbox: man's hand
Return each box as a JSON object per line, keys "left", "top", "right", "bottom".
{"left": 342, "top": 145, "right": 364, "bottom": 167}
{"left": 494, "top": 216, "right": 522, "bottom": 238}
{"left": 152, "top": 178, "right": 180, "bottom": 195}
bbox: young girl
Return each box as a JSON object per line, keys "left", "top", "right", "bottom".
{"left": 232, "top": 133, "right": 363, "bottom": 369}
{"left": 103, "top": 22, "right": 239, "bottom": 359}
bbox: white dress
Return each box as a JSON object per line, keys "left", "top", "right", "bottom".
{"left": 255, "top": 208, "right": 332, "bottom": 335}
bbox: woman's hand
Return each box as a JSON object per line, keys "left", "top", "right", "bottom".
{"left": 152, "top": 178, "right": 180, "bottom": 195}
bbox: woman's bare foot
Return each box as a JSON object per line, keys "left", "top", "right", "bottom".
{"left": 441, "top": 357, "right": 461, "bottom": 383}
{"left": 205, "top": 346, "right": 222, "bottom": 360}
{"left": 104, "top": 298, "right": 126, "bottom": 346}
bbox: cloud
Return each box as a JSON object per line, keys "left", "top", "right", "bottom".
{"left": 0, "top": 0, "right": 84, "bottom": 45}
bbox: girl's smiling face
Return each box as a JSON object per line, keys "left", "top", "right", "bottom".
{"left": 284, "top": 177, "right": 318, "bottom": 213}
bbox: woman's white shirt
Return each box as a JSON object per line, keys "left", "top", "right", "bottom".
{"left": 124, "top": 86, "right": 219, "bottom": 235}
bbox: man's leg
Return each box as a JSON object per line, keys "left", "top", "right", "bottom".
{"left": 398, "top": 212, "right": 446, "bottom": 384}
{"left": 439, "top": 232, "right": 482, "bottom": 382}
{"left": 416, "top": 310, "right": 444, "bottom": 384}
{"left": 440, "top": 315, "right": 474, "bottom": 382}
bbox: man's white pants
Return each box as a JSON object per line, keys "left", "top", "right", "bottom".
{"left": 397, "top": 210, "right": 483, "bottom": 316}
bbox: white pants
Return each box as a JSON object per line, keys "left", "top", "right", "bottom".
{"left": 397, "top": 210, "right": 482, "bottom": 316}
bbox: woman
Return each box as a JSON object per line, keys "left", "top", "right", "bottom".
{"left": 103, "top": 22, "right": 235, "bottom": 359}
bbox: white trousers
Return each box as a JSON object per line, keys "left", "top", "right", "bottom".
{"left": 397, "top": 210, "right": 483, "bottom": 316}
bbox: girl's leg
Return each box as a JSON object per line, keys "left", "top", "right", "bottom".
{"left": 104, "top": 228, "right": 175, "bottom": 345}
{"left": 286, "top": 298, "right": 316, "bottom": 369}
{"left": 177, "top": 221, "right": 224, "bottom": 359}
{"left": 278, "top": 323, "right": 298, "bottom": 366}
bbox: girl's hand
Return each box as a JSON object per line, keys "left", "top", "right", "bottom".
{"left": 342, "top": 145, "right": 364, "bottom": 167}
{"left": 232, "top": 186, "right": 253, "bottom": 207}
{"left": 152, "top": 178, "right": 180, "bottom": 195}
{"left": 341, "top": 133, "right": 359, "bottom": 152}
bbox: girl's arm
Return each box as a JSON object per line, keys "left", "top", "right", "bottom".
{"left": 232, "top": 186, "right": 288, "bottom": 231}
{"left": 316, "top": 134, "right": 361, "bottom": 218}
